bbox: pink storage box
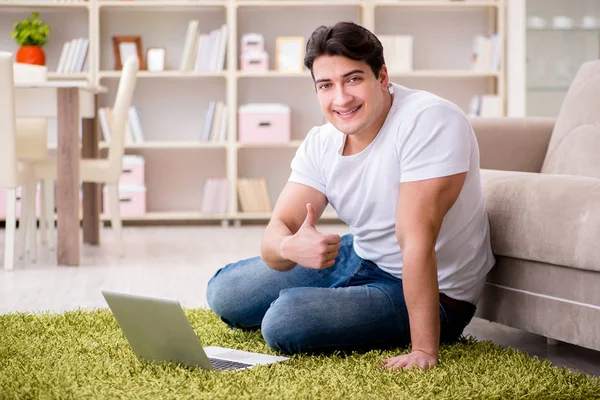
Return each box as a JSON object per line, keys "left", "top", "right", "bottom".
{"left": 120, "top": 155, "right": 145, "bottom": 186}
{"left": 238, "top": 103, "right": 291, "bottom": 143}
{"left": 240, "top": 51, "right": 268, "bottom": 73}
{"left": 0, "top": 186, "right": 42, "bottom": 219}
{"left": 240, "top": 33, "right": 264, "bottom": 54}
{"left": 103, "top": 184, "right": 146, "bottom": 217}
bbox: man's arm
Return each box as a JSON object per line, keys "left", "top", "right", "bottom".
{"left": 261, "top": 182, "right": 338, "bottom": 271}
{"left": 383, "top": 171, "right": 466, "bottom": 370}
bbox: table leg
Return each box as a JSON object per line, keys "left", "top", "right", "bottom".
{"left": 82, "top": 117, "right": 100, "bottom": 245}
{"left": 56, "top": 88, "right": 81, "bottom": 266}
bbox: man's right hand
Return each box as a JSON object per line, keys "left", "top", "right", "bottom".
{"left": 280, "top": 203, "right": 342, "bottom": 269}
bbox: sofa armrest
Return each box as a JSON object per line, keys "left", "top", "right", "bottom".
{"left": 482, "top": 169, "right": 600, "bottom": 273}
{"left": 469, "top": 117, "right": 555, "bottom": 172}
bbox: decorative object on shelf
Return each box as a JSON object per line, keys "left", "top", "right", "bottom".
{"left": 11, "top": 12, "right": 50, "bottom": 66}
{"left": 238, "top": 103, "right": 291, "bottom": 144}
{"left": 240, "top": 33, "right": 268, "bottom": 72}
{"left": 552, "top": 16, "right": 574, "bottom": 30}
{"left": 275, "top": 36, "right": 305, "bottom": 73}
{"left": 112, "top": 35, "right": 145, "bottom": 71}
{"left": 581, "top": 16, "right": 599, "bottom": 29}
{"left": 527, "top": 15, "right": 547, "bottom": 29}
{"left": 146, "top": 47, "right": 165, "bottom": 72}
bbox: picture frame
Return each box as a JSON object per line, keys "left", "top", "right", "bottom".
{"left": 112, "top": 35, "right": 145, "bottom": 71}
{"left": 146, "top": 47, "right": 166, "bottom": 72}
{"left": 275, "top": 36, "right": 305, "bottom": 73}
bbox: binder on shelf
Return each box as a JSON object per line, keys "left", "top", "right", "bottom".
{"left": 237, "top": 178, "right": 272, "bottom": 213}
{"left": 201, "top": 178, "right": 228, "bottom": 214}
{"left": 56, "top": 37, "right": 89, "bottom": 74}
{"left": 200, "top": 100, "right": 227, "bottom": 142}
{"left": 377, "top": 35, "right": 413, "bottom": 73}
{"left": 468, "top": 95, "right": 503, "bottom": 117}
{"left": 98, "top": 106, "right": 144, "bottom": 144}
{"left": 472, "top": 34, "right": 501, "bottom": 72}
{"left": 180, "top": 20, "right": 200, "bottom": 71}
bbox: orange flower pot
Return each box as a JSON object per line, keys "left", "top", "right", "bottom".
{"left": 16, "top": 46, "right": 46, "bottom": 66}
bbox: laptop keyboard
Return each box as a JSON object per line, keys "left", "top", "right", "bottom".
{"left": 209, "top": 358, "right": 254, "bottom": 371}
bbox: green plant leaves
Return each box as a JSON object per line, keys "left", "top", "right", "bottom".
{"left": 10, "top": 12, "right": 50, "bottom": 47}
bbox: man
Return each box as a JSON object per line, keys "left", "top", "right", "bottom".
{"left": 207, "top": 21, "right": 495, "bottom": 371}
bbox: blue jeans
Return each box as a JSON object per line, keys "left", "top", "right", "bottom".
{"left": 206, "top": 234, "right": 476, "bottom": 355}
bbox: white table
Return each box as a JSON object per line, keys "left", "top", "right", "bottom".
{"left": 15, "top": 81, "right": 106, "bottom": 266}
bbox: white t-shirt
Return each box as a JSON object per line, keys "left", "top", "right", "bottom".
{"left": 288, "top": 83, "right": 495, "bottom": 304}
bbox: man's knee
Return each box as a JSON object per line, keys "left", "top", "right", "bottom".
{"left": 206, "top": 267, "right": 226, "bottom": 315}
{"left": 206, "top": 258, "right": 266, "bottom": 329}
{"left": 261, "top": 289, "right": 309, "bottom": 355}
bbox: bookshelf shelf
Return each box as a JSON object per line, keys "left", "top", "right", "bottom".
{"left": 236, "top": 71, "right": 311, "bottom": 78}
{"left": 97, "top": 141, "right": 227, "bottom": 150}
{"left": 236, "top": 141, "right": 303, "bottom": 149}
{"left": 0, "top": 0, "right": 506, "bottom": 225}
{"left": 374, "top": 1, "right": 499, "bottom": 8}
{"left": 98, "top": 71, "right": 227, "bottom": 79}
{"left": 97, "top": 1, "right": 227, "bottom": 9}
{"left": 100, "top": 211, "right": 340, "bottom": 222}
{"left": 0, "top": 2, "right": 90, "bottom": 9}
{"left": 388, "top": 70, "right": 501, "bottom": 78}
{"left": 236, "top": 1, "right": 363, "bottom": 7}
{"left": 47, "top": 72, "right": 91, "bottom": 79}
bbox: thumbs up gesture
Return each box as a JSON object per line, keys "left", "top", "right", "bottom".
{"left": 281, "top": 203, "right": 342, "bottom": 270}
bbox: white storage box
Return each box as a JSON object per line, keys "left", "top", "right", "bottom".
{"left": 240, "top": 51, "right": 269, "bottom": 73}
{"left": 120, "top": 155, "right": 145, "bottom": 186}
{"left": 238, "top": 103, "right": 291, "bottom": 143}
{"left": 103, "top": 184, "right": 147, "bottom": 217}
{"left": 240, "top": 33, "right": 265, "bottom": 54}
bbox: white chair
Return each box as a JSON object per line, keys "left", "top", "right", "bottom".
{"left": 0, "top": 51, "right": 38, "bottom": 270}
{"left": 13, "top": 62, "right": 54, "bottom": 257}
{"left": 33, "top": 56, "right": 139, "bottom": 255}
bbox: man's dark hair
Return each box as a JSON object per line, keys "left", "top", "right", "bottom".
{"left": 304, "top": 21, "right": 385, "bottom": 79}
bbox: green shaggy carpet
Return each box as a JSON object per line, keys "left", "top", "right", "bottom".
{"left": 1, "top": 309, "right": 599, "bottom": 400}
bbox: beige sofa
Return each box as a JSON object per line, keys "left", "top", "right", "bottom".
{"left": 469, "top": 60, "right": 600, "bottom": 352}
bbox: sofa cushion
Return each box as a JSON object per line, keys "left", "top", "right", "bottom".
{"left": 481, "top": 169, "right": 600, "bottom": 273}
{"left": 541, "top": 60, "right": 600, "bottom": 178}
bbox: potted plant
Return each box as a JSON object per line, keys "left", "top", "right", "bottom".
{"left": 11, "top": 12, "right": 50, "bottom": 66}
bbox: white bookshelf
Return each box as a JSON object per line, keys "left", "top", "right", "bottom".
{"left": 0, "top": 0, "right": 506, "bottom": 224}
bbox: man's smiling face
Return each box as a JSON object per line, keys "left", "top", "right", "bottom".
{"left": 312, "top": 55, "right": 389, "bottom": 137}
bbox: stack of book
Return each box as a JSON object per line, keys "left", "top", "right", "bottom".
{"left": 237, "top": 178, "right": 272, "bottom": 213}
{"left": 471, "top": 34, "right": 501, "bottom": 72}
{"left": 201, "top": 178, "right": 228, "bottom": 213}
{"left": 180, "top": 21, "right": 228, "bottom": 72}
{"left": 98, "top": 105, "right": 145, "bottom": 144}
{"left": 56, "top": 37, "right": 89, "bottom": 73}
{"left": 200, "top": 100, "right": 228, "bottom": 142}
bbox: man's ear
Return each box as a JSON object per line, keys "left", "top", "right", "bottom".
{"left": 379, "top": 65, "right": 389, "bottom": 91}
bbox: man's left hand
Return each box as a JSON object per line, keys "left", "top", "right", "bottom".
{"left": 382, "top": 350, "right": 438, "bottom": 371}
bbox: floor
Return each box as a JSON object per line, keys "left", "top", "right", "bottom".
{"left": 1, "top": 225, "right": 599, "bottom": 377}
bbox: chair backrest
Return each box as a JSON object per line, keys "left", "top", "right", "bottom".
{"left": 107, "top": 55, "right": 139, "bottom": 178}
{"left": 541, "top": 60, "right": 600, "bottom": 178}
{"left": 0, "top": 52, "right": 18, "bottom": 188}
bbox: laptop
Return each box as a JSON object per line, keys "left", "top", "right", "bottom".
{"left": 101, "top": 290, "right": 289, "bottom": 371}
